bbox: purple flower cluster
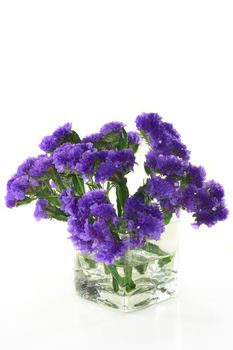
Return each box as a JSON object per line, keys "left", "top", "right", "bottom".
{"left": 5, "top": 155, "right": 52, "bottom": 208}
{"left": 146, "top": 151, "right": 186, "bottom": 177}
{"left": 34, "top": 199, "right": 48, "bottom": 221}
{"left": 60, "top": 189, "right": 127, "bottom": 264}
{"left": 128, "top": 131, "right": 140, "bottom": 145}
{"left": 145, "top": 150, "right": 206, "bottom": 187}
{"left": 6, "top": 113, "right": 228, "bottom": 264}
{"left": 180, "top": 181, "right": 228, "bottom": 227}
{"left": 82, "top": 121, "right": 124, "bottom": 145}
{"left": 53, "top": 142, "right": 135, "bottom": 183}
{"left": 39, "top": 123, "right": 72, "bottom": 152}
{"left": 136, "top": 113, "right": 190, "bottom": 160}
{"left": 146, "top": 176, "right": 181, "bottom": 214}
{"left": 124, "top": 196, "right": 165, "bottom": 247}
{"left": 100, "top": 121, "right": 125, "bottom": 135}
{"left": 52, "top": 142, "right": 94, "bottom": 173}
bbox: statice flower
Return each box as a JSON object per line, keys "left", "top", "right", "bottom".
{"left": 78, "top": 190, "right": 108, "bottom": 211}
{"left": 146, "top": 176, "right": 182, "bottom": 215}
{"left": 82, "top": 122, "right": 126, "bottom": 150}
{"left": 146, "top": 151, "right": 186, "bottom": 177}
{"left": 181, "top": 181, "right": 228, "bottom": 227}
{"left": 127, "top": 131, "right": 140, "bottom": 145}
{"left": 65, "top": 190, "right": 127, "bottom": 264}
{"left": 34, "top": 199, "right": 48, "bottom": 220}
{"left": 5, "top": 175, "right": 29, "bottom": 207}
{"left": 77, "top": 149, "right": 135, "bottom": 183}
{"left": 146, "top": 176, "right": 176, "bottom": 200}
{"left": 5, "top": 113, "right": 229, "bottom": 267}
{"left": 82, "top": 133, "right": 103, "bottom": 144}
{"left": 96, "top": 149, "right": 135, "bottom": 183}
{"left": 185, "top": 164, "right": 206, "bottom": 188}
{"left": 124, "top": 196, "right": 164, "bottom": 246}
{"left": 39, "top": 123, "right": 72, "bottom": 152}
{"left": 136, "top": 113, "right": 190, "bottom": 160}
{"left": 5, "top": 153, "right": 54, "bottom": 208}
{"left": 90, "top": 203, "right": 119, "bottom": 224}
{"left": 59, "top": 188, "right": 80, "bottom": 216}
{"left": 28, "top": 155, "right": 53, "bottom": 177}
{"left": 100, "top": 121, "right": 125, "bottom": 136}
{"left": 52, "top": 142, "right": 94, "bottom": 173}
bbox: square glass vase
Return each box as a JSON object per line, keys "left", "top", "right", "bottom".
{"left": 74, "top": 221, "right": 179, "bottom": 312}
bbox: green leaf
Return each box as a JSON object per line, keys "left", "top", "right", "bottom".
{"left": 64, "top": 130, "right": 81, "bottom": 144}
{"left": 180, "top": 176, "right": 188, "bottom": 188}
{"left": 143, "top": 242, "right": 168, "bottom": 256}
{"left": 164, "top": 211, "right": 173, "bottom": 225}
{"left": 144, "top": 165, "right": 151, "bottom": 175}
{"left": 134, "top": 263, "right": 148, "bottom": 274}
{"left": 83, "top": 256, "right": 97, "bottom": 269}
{"left": 46, "top": 196, "right": 60, "bottom": 206}
{"left": 71, "top": 174, "right": 85, "bottom": 195}
{"left": 102, "top": 132, "right": 120, "bottom": 144}
{"left": 70, "top": 130, "right": 81, "bottom": 143}
{"left": 52, "top": 169, "right": 65, "bottom": 191}
{"left": 158, "top": 256, "right": 173, "bottom": 267}
{"left": 115, "top": 179, "right": 129, "bottom": 217}
{"left": 130, "top": 144, "right": 139, "bottom": 153}
{"left": 47, "top": 206, "right": 68, "bottom": 222}
{"left": 118, "top": 128, "right": 128, "bottom": 150}
{"left": 16, "top": 196, "right": 36, "bottom": 206}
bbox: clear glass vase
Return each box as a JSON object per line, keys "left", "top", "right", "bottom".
{"left": 74, "top": 220, "right": 179, "bottom": 312}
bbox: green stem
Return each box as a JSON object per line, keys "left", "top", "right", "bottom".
{"left": 105, "top": 264, "right": 125, "bottom": 292}
{"left": 52, "top": 169, "right": 65, "bottom": 192}
{"left": 124, "top": 264, "right": 136, "bottom": 292}
{"left": 47, "top": 206, "right": 68, "bottom": 222}
{"left": 72, "top": 174, "right": 85, "bottom": 195}
{"left": 115, "top": 178, "right": 129, "bottom": 217}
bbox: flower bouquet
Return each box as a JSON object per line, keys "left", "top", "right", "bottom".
{"left": 6, "top": 113, "right": 228, "bottom": 312}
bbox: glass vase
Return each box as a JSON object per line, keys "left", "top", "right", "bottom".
{"left": 74, "top": 220, "right": 179, "bottom": 312}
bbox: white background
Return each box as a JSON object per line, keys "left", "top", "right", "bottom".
{"left": 0, "top": 1, "right": 233, "bottom": 349}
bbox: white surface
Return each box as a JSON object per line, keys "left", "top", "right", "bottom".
{"left": 0, "top": 1, "right": 233, "bottom": 349}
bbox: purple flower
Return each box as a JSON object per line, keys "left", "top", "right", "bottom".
{"left": 136, "top": 113, "right": 190, "bottom": 160}
{"left": 78, "top": 190, "right": 108, "bottom": 213}
{"left": 34, "top": 199, "right": 48, "bottom": 221}
{"left": 59, "top": 188, "right": 80, "bottom": 216}
{"left": 66, "top": 190, "right": 126, "bottom": 264}
{"left": 95, "top": 149, "right": 135, "bottom": 183}
{"left": 77, "top": 150, "right": 108, "bottom": 178}
{"left": 156, "top": 155, "right": 186, "bottom": 176}
{"left": 181, "top": 181, "right": 228, "bottom": 227}
{"left": 53, "top": 123, "right": 72, "bottom": 139}
{"left": 146, "top": 176, "right": 176, "bottom": 200}
{"left": 100, "top": 121, "right": 125, "bottom": 136}
{"left": 186, "top": 164, "right": 206, "bottom": 187}
{"left": 90, "top": 203, "right": 119, "bottom": 224}
{"left": 17, "top": 157, "right": 36, "bottom": 175}
{"left": 77, "top": 149, "right": 135, "bottom": 183}
{"left": 39, "top": 136, "right": 58, "bottom": 153}
{"left": 5, "top": 175, "right": 29, "bottom": 207}
{"left": 52, "top": 142, "right": 94, "bottom": 173}
{"left": 136, "top": 113, "right": 162, "bottom": 136}
{"left": 128, "top": 131, "right": 140, "bottom": 145}
{"left": 28, "top": 155, "right": 53, "bottom": 177}
{"left": 82, "top": 133, "right": 103, "bottom": 144}
{"left": 124, "top": 196, "right": 164, "bottom": 245}
{"left": 146, "top": 151, "right": 186, "bottom": 176}
{"left": 39, "top": 123, "right": 72, "bottom": 152}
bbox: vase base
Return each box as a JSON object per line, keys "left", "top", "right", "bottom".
{"left": 74, "top": 268, "right": 178, "bottom": 312}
